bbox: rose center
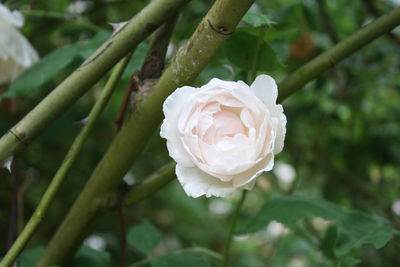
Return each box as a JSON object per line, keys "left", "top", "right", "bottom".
{"left": 202, "top": 109, "right": 245, "bottom": 146}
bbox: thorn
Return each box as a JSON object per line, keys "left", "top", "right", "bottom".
{"left": 109, "top": 21, "right": 128, "bottom": 35}
{"left": 74, "top": 117, "right": 88, "bottom": 127}
{"left": 2, "top": 156, "right": 13, "bottom": 173}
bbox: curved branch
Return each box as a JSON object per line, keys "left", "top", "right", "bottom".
{"left": 278, "top": 7, "right": 400, "bottom": 102}
{"left": 0, "top": 0, "right": 191, "bottom": 164}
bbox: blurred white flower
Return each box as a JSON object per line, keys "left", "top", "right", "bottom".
{"left": 208, "top": 199, "right": 232, "bottom": 215}
{"left": 67, "top": 0, "right": 92, "bottom": 14}
{"left": 391, "top": 200, "right": 400, "bottom": 216}
{"left": 84, "top": 235, "right": 106, "bottom": 251}
{"left": 273, "top": 161, "right": 296, "bottom": 190}
{"left": 266, "top": 221, "right": 289, "bottom": 239}
{"left": 0, "top": 4, "right": 38, "bottom": 84}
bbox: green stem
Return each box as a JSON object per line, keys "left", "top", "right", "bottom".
{"left": 37, "top": 1, "right": 255, "bottom": 265}
{"left": 0, "top": 55, "right": 131, "bottom": 267}
{"left": 222, "top": 190, "right": 247, "bottom": 267}
{"left": 0, "top": 0, "right": 191, "bottom": 164}
{"left": 278, "top": 6, "right": 400, "bottom": 102}
{"left": 123, "top": 162, "right": 176, "bottom": 206}
{"left": 248, "top": 25, "right": 266, "bottom": 83}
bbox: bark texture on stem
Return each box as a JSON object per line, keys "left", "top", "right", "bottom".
{"left": 37, "top": 0, "right": 255, "bottom": 265}
{"left": 0, "top": 0, "right": 190, "bottom": 164}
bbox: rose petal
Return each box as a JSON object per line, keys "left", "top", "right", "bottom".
{"left": 161, "top": 86, "right": 198, "bottom": 167}
{"left": 232, "top": 152, "right": 274, "bottom": 187}
{"left": 250, "top": 74, "right": 286, "bottom": 154}
{"left": 176, "top": 164, "right": 237, "bottom": 197}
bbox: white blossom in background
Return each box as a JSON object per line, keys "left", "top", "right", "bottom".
{"left": 0, "top": 4, "right": 39, "bottom": 84}
{"left": 67, "top": 0, "right": 92, "bottom": 14}
{"left": 266, "top": 221, "right": 289, "bottom": 239}
{"left": 273, "top": 161, "right": 296, "bottom": 190}
{"left": 84, "top": 235, "right": 106, "bottom": 251}
{"left": 208, "top": 199, "right": 232, "bottom": 215}
{"left": 391, "top": 200, "right": 400, "bottom": 216}
{"left": 161, "top": 75, "right": 286, "bottom": 198}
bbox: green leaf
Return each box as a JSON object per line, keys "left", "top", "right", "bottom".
{"left": 237, "top": 196, "right": 394, "bottom": 265}
{"left": 77, "top": 31, "right": 112, "bottom": 59}
{"left": 150, "top": 253, "right": 211, "bottom": 267}
{"left": 127, "top": 219, "right": 162, "bottom": 254}
{"left": 242, "top": 12, "right": 276, "bottom": 28}
{"left": 237, "top": 196, "right": 343, "bottom": 234}
{"left": 16, "top": 246, "right": 44, "bottom": 267}
{"left": 70, "top": 245, "right": 111, "bottom": 267}
{"left": 335, "top": 211, "right": 393, "bottom": 258}
{"left": 5, "top": 44, "right": 80, "bottom": 98}
{"left": 224, "top": 30, "right": 279, "bottom": 72}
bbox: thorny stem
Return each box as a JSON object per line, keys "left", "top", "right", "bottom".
{"left": 0, "top": 55, "right": 131, "bottom": 267}
{"left": 222, "top": 190, "right": 247, "bottom": 267}
{"left": 0, "top": 0, "right": 191, "bottom": 164}
{"left": 115, "top": 15, "right": 178, "bottom": 132}
{"left": 37, "top": 1, "right": 255, "bottom": 265}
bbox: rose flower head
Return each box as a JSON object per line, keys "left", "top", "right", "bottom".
{"left": 161, "top": 75, "right": 286, "bottom": 198}
{"left": 0, "top": 3, "right": 39, "bottom": 84}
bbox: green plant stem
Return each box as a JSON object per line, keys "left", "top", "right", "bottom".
{"left": 0, "top": 55, "right": 131, "bottom": 267}
{"left": 123, "top": 162, "right": 176, "bottom": 206}
{"left": 0, "top": 0, "right": 190, "bottom": 164}
{"left": 248, "top": 25, "right": 267, "bottom": 83}
{"left": 222, "top": 190, "right": 247, "bottom": 267}
{"left": 278, "top": 6, "right": 400, "bottom": 102}
{"left": 37, "top": 1, "right": 255, "bottom": 265}
{"left": 128, "top": 246, "right": 222, "bottom": 267}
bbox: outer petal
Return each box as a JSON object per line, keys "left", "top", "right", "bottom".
{"left": 161, "top": 86, "right": 198, "bottom": 167}
{"left": 0, "top": 4, "right": 24, "bottom": 27}
{"left": 250, "top": 74, "right": 286, "bottom": 154}
{"left": 231, "top": 152, "right": 274, "bottom": 187}
{"left": 176, "top": 164, "right": 237, "bottom": 198}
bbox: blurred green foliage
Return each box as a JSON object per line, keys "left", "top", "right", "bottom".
{"left": 1, "top": 0, "right": 400, "bottom": 266}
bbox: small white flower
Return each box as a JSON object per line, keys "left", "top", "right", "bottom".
{"left": 161, "top": 75, "right": 287, "bottom": 198}
{"left": 0, "top": 4, "right": 39, "bottom": 84}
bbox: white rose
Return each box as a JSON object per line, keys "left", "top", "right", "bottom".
{"left": 0, "top": 4, "right": 39, "bottom": 84}
{"left": 160, "top": 75, "right": 286, "bottom": 198}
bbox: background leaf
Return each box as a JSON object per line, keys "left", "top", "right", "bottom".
{"left": 70, "top": 245, "right": 111, "bottom": 267}
{"left": 237, "top": 195, "right": 394, "bottom": 265}
{"left": 4, "top": 44, "right": 80, "bottom": 98}
{"left": 16, "top": 246, "right": 44, "bottom": 267}
{"left": 127, "top": 219, "right": 162, "bottom": 254}
{"left": 150, "top": 253, "right": 211, "bottom": 267}
{"left": 224, "top": 29, "right": 279, "bottom": 72}
{"left": 242, "top": 12, "right": 276, "bottom": 27}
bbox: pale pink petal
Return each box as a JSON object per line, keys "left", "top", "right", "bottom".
{"left": 176, "top": 164, "right": 237, "bottom": 198}
{"left": 250, "top": 74, "right": 286, "bottom": 154}
{"left": 161, "top": 86, "right": 198, "bottom": 167}
{"left": 232, "top": 153, "right": 275, "bottom": 187}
